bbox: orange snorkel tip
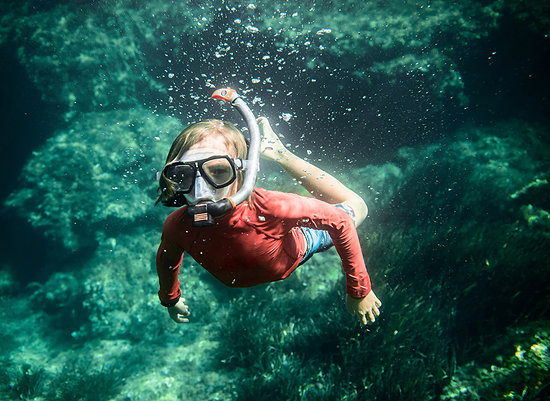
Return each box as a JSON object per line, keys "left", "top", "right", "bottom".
{"left": 211, "top": 88, "right": 238, "bottom": 104}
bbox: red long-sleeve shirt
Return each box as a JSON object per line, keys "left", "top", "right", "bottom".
{"left": 156, "top": 188, "right": 371, "bottom": 304}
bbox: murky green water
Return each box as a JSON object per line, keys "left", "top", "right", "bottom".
{"left": 1, "top": 1, "right": 549, "bottom": 400}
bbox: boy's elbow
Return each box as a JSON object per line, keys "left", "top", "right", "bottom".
{"left": 356, "top": 197, "right": 368, "bottom": 226}
{"left": 347, "top": 196, "right": 367, "bottom": 227}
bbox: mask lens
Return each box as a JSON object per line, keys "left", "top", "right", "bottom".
{"left": 202, "top": 157, "right": 235, "bottom": 187}
{"left": 164, "top": 164, "right": 195, "bottom": 191}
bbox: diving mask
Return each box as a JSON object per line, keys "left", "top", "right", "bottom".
{"left": 163, "top": 149, "right": 244, "bottom": 205}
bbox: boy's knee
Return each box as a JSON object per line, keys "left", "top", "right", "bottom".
{"left": 344, "top": 197, "right": 368, "bottom": 227}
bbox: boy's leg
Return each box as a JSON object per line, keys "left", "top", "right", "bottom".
{"left": 260, "top": 118, "right": 368, "bottom": 226}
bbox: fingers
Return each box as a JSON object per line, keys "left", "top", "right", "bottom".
{"left": 347, "top": 294, "right": 383, "bottom": 326}
{"left": 170, "top": 312, "right": 190, "bottom": 324}
{"left": 177, "top": 298, "right": 191, "bottom": 315}
{"left": 172, "top": 315, "right": 190, "bottom": 324}
{"left": 367, "top": 310, "right": 376, "bottom": 323}
{"left": 358, "top": 305, "right": 381, "bottom": 326}
{"left": 169, "top": 298, "right": 191, "bottom": 323}
{"left": 373, "top": 305, "right": 381, "bottom": 318}
{"left": 357, "top": 310, "right": 376, "bottom": 326}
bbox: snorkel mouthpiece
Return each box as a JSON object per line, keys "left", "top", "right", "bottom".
{"left": 186, "top": 88, "right": 260, "bottom": 227}
{"left": 187, "top": 199, "right": 233, "bottom": 227}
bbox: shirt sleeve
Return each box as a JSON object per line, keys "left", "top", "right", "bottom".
{"left": 255, "top": 189, "right": 371, "bottom": 298}
{"left": 156, "top": 218, "right": 185, "bottom": 305}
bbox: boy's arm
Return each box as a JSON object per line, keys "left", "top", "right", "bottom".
{"left": 156, "top": 236, "right": 191, "bottom": 324}
{"left": 156, "top": 213, "right": 185, "bottom": 306}
{"left": 156, "top": 235, "right": 183, "bottom": 306}
{"left": 272, "top": 193, "right": 371, "bottom": 297}
{"left": 259, "top": 117, "right": 382, "bottom": 324}
{"left": 255, "top": 188, "right": 380, "bottom": 324}
{"left": 283, "top": 192, "right": 381, "bottom": 324}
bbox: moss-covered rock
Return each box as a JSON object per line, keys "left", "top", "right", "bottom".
{"left": 5, "top": 107, "right": 182, "bottom": 249}
{"left": 442, "top": 323, "right": 550, "bottom": 401}
{"left": 249, "top": 0, "right": 503, "bottom": 106}
{"left": 3, "top": 1, "right": 213, "bottom": 116}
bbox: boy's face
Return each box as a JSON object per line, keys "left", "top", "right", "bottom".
{"left": 182, "top": 135, "right": 239, "bottom": 202}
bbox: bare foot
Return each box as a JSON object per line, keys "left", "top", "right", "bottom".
{"left": 258, "top": 117, "right": 288, "bottom": 162}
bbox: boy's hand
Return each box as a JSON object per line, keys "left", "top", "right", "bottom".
{"left": 258, "top": 117, "right": 289, "bottom": 161}
{"left": 346, "top": 291, "right": 382, "bottom": 325}
{"left": 168, "top": 298, "right": 191, "bottom": 323}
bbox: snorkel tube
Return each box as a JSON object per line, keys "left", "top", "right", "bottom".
{"left": 187, "top": 88, "right": 260, "bottom": 227}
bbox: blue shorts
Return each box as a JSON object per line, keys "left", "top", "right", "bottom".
{"left": 299, "top": 203, "right": 356, "bottom": 265}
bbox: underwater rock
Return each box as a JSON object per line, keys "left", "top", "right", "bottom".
{"left": 347, "top": 162, "right": 404, "bottom": 213}
{"left": 30, "top": 272, "right": 80, "bottom": 313}
{"left": 0, "top": 268, "right": 17, "bottom": 297}
{"left": 68, "top": 229, "right": 215, "bottom": 341}
{"left": 361, "top": 120, "right": 550, "bottom": 291}
{"left": 252, "top": 0, "right": 503, "bottom": 106}
{"left": 511, "top": 178, "right": 550, "bottom": 210}
{"left": 0, "top": 5, "right": 17, "bottom": 44}
{"left": 385, "top": 120, "right": 549, "bottom": 223}
{"left": 520, "top": 204, "right": 550, "bottom": 233}
{"left": 506, "top": 0, "right": 550, "bottom": 33}
{"left": 367, "top": 49, "right": 468, "bottom": 106}
{"left": 2, "top": 0, "right": 544, "bottom": 165}
{"left": 4, "top": 1, "right": 210, "bottom": 116}
{"left": 442, "top": 323, "right": 550, "bottom": 400}
{"left": 5, "top": 106, "right": 183, "bottom": 249}
{"left": 0, "top": 0, "right": 508, "bottom": 133}
{"left": 336, "top": 120, "right": 549, "bottom": 228}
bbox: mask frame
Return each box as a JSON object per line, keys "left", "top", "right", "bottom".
{"left": 162, "top": 155, "right": 240, "bottom": 193}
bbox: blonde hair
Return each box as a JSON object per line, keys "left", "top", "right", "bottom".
{"left": 156, "top": 119, "right": 249, "bottom": 206}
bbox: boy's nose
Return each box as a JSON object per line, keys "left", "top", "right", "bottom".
{"left": 192, "top": 175, "right": 213, "bottom": 202}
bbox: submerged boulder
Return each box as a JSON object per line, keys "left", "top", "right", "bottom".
{"left": 5, "top": 107, "right": 183, "bottom": 249}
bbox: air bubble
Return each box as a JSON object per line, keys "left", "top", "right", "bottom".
{"left": 281, "top": 112, "right": 293, "bottom": 121}
{"left": 316, "top": 28, "right": 332, "bottom": 35}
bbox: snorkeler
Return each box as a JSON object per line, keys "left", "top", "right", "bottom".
{"left": 155, "top": 89, "right": 381, "bottom": 326}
